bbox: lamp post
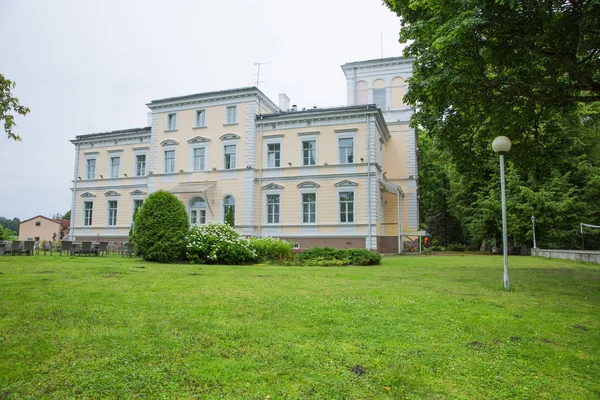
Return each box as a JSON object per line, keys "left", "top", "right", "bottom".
{"left": 531, "top": 215, "right": 536, "bottom": 249}
{"left": 492, "top": 136, "right": 512, "bottom": 290}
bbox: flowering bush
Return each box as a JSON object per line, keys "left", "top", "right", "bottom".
{"left": 186, "top": 222, "right": 256, "bottom": 264}
{"left": 249, "top": 236, "right": 294, "bottom": 263}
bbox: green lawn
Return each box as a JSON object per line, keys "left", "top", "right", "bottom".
{"left": 0, "top": 254, "right": 598, "bottom": 399}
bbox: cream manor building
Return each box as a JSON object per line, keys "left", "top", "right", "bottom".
{"left": 69, "top": 57, "right": 420, "bottom": 253}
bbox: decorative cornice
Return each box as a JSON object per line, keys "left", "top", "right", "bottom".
{"left": 188, "top": 136, "right": 211, "bottom": 143}
{"left": 107, "top": 149, "right": 124, "bottom": 153}
{"left": 130, "top": 189, "right": 147, "bottom": 196}
{"left": 104, "top": 190, "right": 121, "bottom": 197}
{"left": 297, "top": 131, "right": 320, "bottom": 136}
{"left": 262, "top": 183, "right": 284, "bottom": 190}
{"left": 220, "top": 133, "right": 240, "bottom": 141}
{"left": 334, "top": 180, "right": 358, "bottom": 187}
{"left": 297, "top": 181, "right": 321, "bottom": 188}
{"left": 80, "top": 192, "right": 96, "bottom": 198}
{"left": 160, "top": 139, "right": 179, "bottom": 146}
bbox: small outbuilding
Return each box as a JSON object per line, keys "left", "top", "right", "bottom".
{"left": 18, "top": 215, "right": 70, "bottom": 242}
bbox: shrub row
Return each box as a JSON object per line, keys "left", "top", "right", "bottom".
{"left": 134, "top": 192, "right": 381, "bottom": 265}
{"left": 295, "top": 247, "right": 381, "bottom": 266}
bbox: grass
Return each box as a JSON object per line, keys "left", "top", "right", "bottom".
{"left": 0, "top": 254, "right": 598, "bottom": 399}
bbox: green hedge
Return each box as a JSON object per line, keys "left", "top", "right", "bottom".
{"left": 134, "top": 191, "right": 189, "bottom": 263}
{"left": 295, "top": 247, "right": 381, "bottom": 266}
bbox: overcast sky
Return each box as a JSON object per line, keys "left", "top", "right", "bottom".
{"left": 0, "top": 0, "right": 404, "bottom": 220}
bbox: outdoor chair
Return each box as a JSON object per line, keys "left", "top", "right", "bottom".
{"left": 22, "top": 241, "right": 35, "bottom": 256}
{"left": 43, "top": 241, "right": 53, "bottom": 256}
{"left": 60, "top": 241, "right": 73, "bottom": 256}
{"left": 122, "top": 242, "right": 135, "bottom": 258}
{"left": 10, "top": 241, "right": 21, "bottom": 255}
{"left": 98, "top": 242, "right": 108, "bottom": 256}
{"left": 77, "top": 242, "right": 93, "bottom": 256}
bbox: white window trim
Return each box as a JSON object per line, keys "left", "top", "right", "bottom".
{"left": 85, "top": 156, "right": 97, "bottom": 180}
{"left": 108, "top": 156, "right": 121, "bottom": 179}
{"left": 189, "top": 197, "right": 208, "bottom": 225}
{"left": 222, "top": 194, "right": 236, "bottom": 222}
{"left": 265, "top": 137, "right": 282, "bottom": 168}
{"left": 163, "top": 147, "right": 176, "bottom": 173}
{"left": 337, "top": 188, "right": 356, "bottom": 224}
{"left": 194, "top": 109, "right": 207, "bottom": 128}
{"left": 222, "top": 140, "right": 238, "bottom": 170}
{"left": 189, "top": 143, "right": 209, "bottom": 172}
{"left": 83, "top": 201, "right": 94, "bottom": 226}
{"left": 299, "top": 189, "right": 317, "bottom": 225}
{"left": 133, "top": 148, "right": 148, "bottom": 177}
{"left": 132, "top": 198, "right": 144, "bottom": 220}
{"left": 300, "top": 134, "right": 318, "bottom": 166}
{"left": 336, "top": 131, "right": 356, "bottom": 164}
{"left": 224, "top": 105, "right": 238, "bottom": 125}
{"left": 264, "top": 188, "right": 282, "bottom": 225}
{"left": 166, "top": 113, "right": 177, "bottom": 131}
{"left": 106, "top": 200, "right": 118, "bottom": 226}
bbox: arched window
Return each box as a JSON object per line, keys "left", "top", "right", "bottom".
{"left": 373, "top": 79, "right": 386, "bottom": 109}
{"left": 391, "top": 77, "right": 405, "bottom": 108}
{"left": 189, "top": 197, "right": 207, "bottom": 225}
{"left": 355, "top": 80, "right": 368, "bottom": 105}
{"left": 223, "top": 195, "right": 235, "bottom": 222}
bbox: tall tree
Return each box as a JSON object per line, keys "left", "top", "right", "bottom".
{"left": 384, "top": 0, "right": 600, "bottom": 176}
{"left": 1, "top": 74, "right": 30, "bottom": 141}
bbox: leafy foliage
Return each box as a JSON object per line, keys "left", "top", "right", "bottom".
{"left": 0, "top": 217, "right": 20, "bottom": 235}
{"left": 186, "top": 222, "right": 256, "bottom": 265}
{"left": 1, "top": 74, "right": 30, "bottom": 141}
{"left": 133, "top": 191, "right": 189, "bottom": 263}
{"left": 385, "top": 0, "right": 600, "bottom": 177}
{"left": 249, "top": 236, "right": 294, "bottom": 263}
{"left": 386, "top": 1, "right": 600, "bottom": 250}
{"left": 295, "top": 247, "right": 381, "bottom": 266}
{"left": 224, "top": 207, "right": 235, "bottom": 227}
{"left": 0, "top": 226, "right": 16, "bottom": 240}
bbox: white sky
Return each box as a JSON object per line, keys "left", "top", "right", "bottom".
{"left": 0, "top": 0, "right": 403, "bottom": 220}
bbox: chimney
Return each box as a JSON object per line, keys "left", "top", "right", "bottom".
{"left": 291, "top": 104, "right": 297, "bottom": 112}
{"left": 278, "top": 93, "right": 290, "bottom": 111}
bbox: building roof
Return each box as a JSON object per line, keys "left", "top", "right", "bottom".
{"left": 73, "top": 126, "right": 151, "bottom": 141}
{"left": 257, "top": 104, "right": 380, "bottom": 119}
{"left": 147, "top": 86, "right": 280, "bottom": 112}
{"left": 341, "top": 56, "right": 414, "bottom": 69}
{"left": 19, "top": 215, "right": 68, "bottom": 226}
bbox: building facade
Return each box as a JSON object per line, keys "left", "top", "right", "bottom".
{"left": 69, "top": 57, "right": 420, "bottom": 253}
{"left": 19, "top": 215, "right": 70, "bottom": 242}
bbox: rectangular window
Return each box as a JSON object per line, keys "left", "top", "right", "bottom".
{"left": 302, "top": 140, "right": 316, "bottom": 166}
{"left": 302, "top": 193, "right": 316, "bottom": 223}
{"left": 164, "top": 150, "right": 175, "bottom": 173}
{"left": 86, "top": 159, "right": 96, "bottom": 179}
{"left": 107, "top": 200, "right": 118, "bottom": 226}
{"left": 226, "top": 106, "right": 237, "bottom": 124}
{"left": 339, "top": 138, "right": 354, "bottom": 164}
{"left": 83, "top": 201, "right": 93, "bottom": 226}
{"left": 167, "top": 113, "right": 177, "bottom": 130}
{"left": 133, "top": 199, "right": 144, "bottom": 212}
{"left": 195, "top": 110, "right": 206, "bottom": 127}
{"left": 35, "top": 221, "right": 41, "bottom": 227}
{"left": 266, "top": 194, "right": 280, "bottom": 224}
{"left": 193, "top": 148, "right": 205, "bottom": 171}
{"left": 373, "top": 88, "right": 386, "bottom": 110}
{"left": 110, "top": 156, "right": 120, "bottom": 178}
{"left": 267, "top": 143, "right": 281, "bottom": 167}
{"left": 190, "top": 209, "right": 206, "bottom": 225}
{"left": 136, "top": 154, "right": 146, "bottom": 176}
{"left": 339, "top": 192, "right": 354, "bottom": 223}
{"left": 224, "top": 145, "right": 236, "bottom": 169}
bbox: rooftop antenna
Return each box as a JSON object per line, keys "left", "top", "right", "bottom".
{"left": 253, "top": 61, "right": 272, "bottom": 88}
